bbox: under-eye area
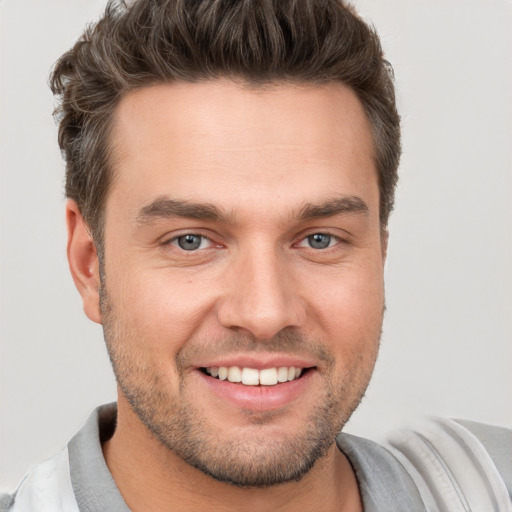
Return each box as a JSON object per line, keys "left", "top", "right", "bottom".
{"left": 200, "top": 366, "right": 314, "bottom": 386}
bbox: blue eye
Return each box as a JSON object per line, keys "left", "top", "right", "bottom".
{"left": 174, "top": 234, "right": 207, "bottom": 251}
{"left": 306, "top": 233, "right": 334, "bottom": 249}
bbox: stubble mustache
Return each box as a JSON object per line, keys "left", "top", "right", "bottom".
{"left": 175, "top": 328, "right": 336, "bottom": 374}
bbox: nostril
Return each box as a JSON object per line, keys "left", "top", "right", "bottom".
{"left": 216, "top": 273, "right": 305, "bottom": 338}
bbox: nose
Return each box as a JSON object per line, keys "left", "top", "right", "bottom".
{"left": 216, "top": 246, "right": 306, "bottom": 340}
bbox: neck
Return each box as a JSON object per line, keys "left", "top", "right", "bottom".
{"left": 102, "top": 398, "right": 362, "bottom": 512}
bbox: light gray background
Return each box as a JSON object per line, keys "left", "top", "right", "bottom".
{"left": 1, "top": 0, "right": 511, "bottom": 489}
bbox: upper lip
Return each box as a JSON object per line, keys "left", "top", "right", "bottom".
{"left": 194, "top": 354, "right": 318, "bottom": 370}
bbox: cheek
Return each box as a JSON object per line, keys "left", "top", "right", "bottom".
{"left": 108, "top": 268, "right": 218, "bottom": 350}
{"left": 304, "top": 262, "right": 384, "bottom": 335}
{"left": 300, "top": 261, "right": 384, "bottom": 387}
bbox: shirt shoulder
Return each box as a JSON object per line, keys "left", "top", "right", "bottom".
{"left": 338, "top": 419, "right": 512, "bottom": 512}
{"left": 0, "top": 403, "right": 121, "bottom": 512}
{"left": 454, "top": 419, "right": 512, "bottom": 500}
{"left": 0, "top": 492, "right": 15, "bottom": 512}
{"left": 0, "top": 448, "right": 79, "bottom": 512}
{"left": 385, "top": 418, "right": 512, "bottom": 511}
{"left": 336, "top": 431, "right": 427, "bottom": 512}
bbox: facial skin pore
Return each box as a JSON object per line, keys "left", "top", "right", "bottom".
{"left": 67, "top": 80, "right": 386, "bottom": 512}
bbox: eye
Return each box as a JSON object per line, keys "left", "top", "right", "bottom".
{"left": 170, "top": 234, "right": 211, "bottom": 251}
{"left": 299, "top": 233, "right": 338, "bottom": 250}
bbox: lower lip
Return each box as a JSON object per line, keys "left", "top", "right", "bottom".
{"left": 196, "top": 370, "right": 315, "bottom": 411}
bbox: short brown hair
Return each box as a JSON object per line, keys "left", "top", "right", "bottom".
{"left": 51, "top": 0, "right": 400, "bottom": 241}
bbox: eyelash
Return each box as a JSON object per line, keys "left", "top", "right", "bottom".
{"left": 166, "top": 233, "right": 215, "bottom": 252}
{"left": 164, "top": 231, "right": 345, "bottom": 252}
{"left": 295, "top": 232, "right": 341, "bottom": 250}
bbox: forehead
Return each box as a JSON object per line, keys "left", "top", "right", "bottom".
{"left": 107, "top": 80, "right": 378, "bottom": 220}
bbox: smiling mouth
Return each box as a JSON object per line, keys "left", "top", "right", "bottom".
{"left": 200, "top": 366, "right": 313, "bottom": 386}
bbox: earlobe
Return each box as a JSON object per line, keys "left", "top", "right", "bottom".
{"left": 66, "top": 200, "right": 102, "bottom": 324}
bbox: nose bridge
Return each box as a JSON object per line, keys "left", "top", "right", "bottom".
{"left": 217, "top": 240, "right": 304, "bottom": 339}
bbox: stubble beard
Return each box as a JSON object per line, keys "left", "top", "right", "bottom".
{"left": 99, "top": 283, "right": 380, "bottom": 488}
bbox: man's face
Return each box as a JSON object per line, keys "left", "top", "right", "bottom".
{"left": 96, "top": 80, "right": 385, "bottom": 486}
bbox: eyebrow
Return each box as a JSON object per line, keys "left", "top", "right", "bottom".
{"left": 298, "top": 196, "right": 369, "bottom": 220}
{"left": 136, "top": 197, "right": 227, "bottom": 224}
{"left": 136, "top": 195, "right": 369, "bottom": 225}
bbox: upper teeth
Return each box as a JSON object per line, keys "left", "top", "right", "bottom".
{"left": 205, "top": 366, "right": 303, "bottom": 386}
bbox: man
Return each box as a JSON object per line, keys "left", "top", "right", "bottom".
{"left": 1, "top": 0, "right": 511, "bottom": 511}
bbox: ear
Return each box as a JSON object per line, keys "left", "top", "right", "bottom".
{"left": 66, "top": 200, "right": 102, "bottom": 324}
{"left": 380, "top": 228, "right": 389, "bottom": 263}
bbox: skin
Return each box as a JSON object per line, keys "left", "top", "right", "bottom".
{"left": 67, "top": 80, "right": 387, "bottom": 512}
